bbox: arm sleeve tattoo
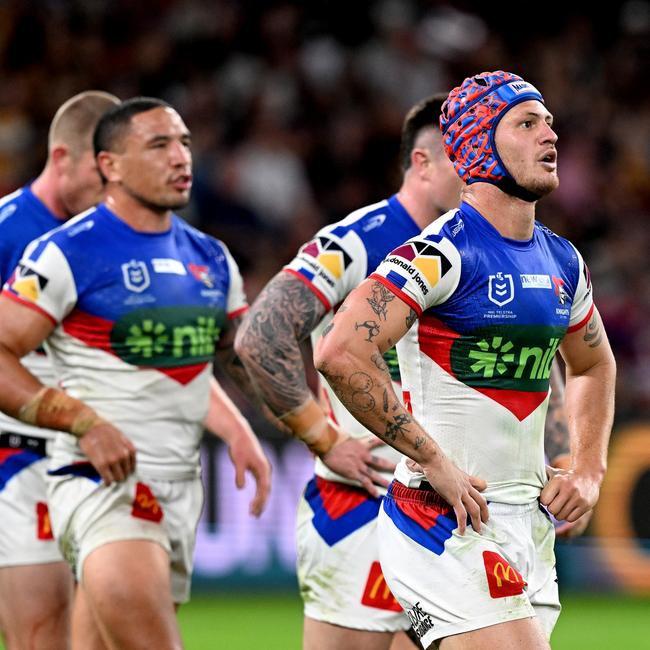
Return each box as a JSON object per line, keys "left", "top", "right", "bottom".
{"left": 544, "top": 360, "right": 570, "bottom": 463}
{"left": 236, "top": 272, "right": 327, "bottom": 417}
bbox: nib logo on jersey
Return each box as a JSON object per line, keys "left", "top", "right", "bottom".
{"left": 387, "top": 240, "right": 452, "bottom": 295}
{"left": 420, "top": 320, "right": 566, "bottom": 420}
{"left": 297, "top": 236, "right": 352, "bottom": 288}
{"left": 107, "top": 306, "right": 225, "bottom": 382}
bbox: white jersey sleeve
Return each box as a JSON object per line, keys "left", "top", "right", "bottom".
{"left": 222, "top": 244, "right": 248, "bottom": 319}
{"left": 370, "top": 232, "right": 462, "bottom": 315}
{"left": 566, "top": 245, "right": 594, "bottom": 332}
{"left": 5, "top": 239, "right": 77, "bottom": 324}
{"left": 283, "top": 223, "right": 367, "bottom": 310}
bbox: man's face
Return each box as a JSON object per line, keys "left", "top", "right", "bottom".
{"left": 59, "top": 148, "right": 104, "bottom": 217}
{"left": 108, "top": 107, "right": 192, "bottom": 211}
{"left": 494, "top": 100, "right": 559, "bottom": 197}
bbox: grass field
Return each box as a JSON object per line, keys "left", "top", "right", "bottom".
{"left": 1, "top": 592, "right": 647, "bottom": 648}
{"left": 176, "top": 592, "right": 650, "bottom": 650}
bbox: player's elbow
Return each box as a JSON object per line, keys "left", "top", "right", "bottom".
{"left": 313, "top": 334, "right": 348, "bottom": 379}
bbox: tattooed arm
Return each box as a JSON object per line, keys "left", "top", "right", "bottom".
{"left": 545, "top": 360, "right": 570, "bottom": 465}
{"left": 541, "top": 308, "right": 616, "bottom": 524}
{"left": 545, "top": 360, "right": 593, "bottom": 537}
{"left": 234, "top": 272, "right": 326, "bottom": 416}
{"left": 234, "top": 272, "right": 395, "bottom": 496}
{"left": 215, "top": 313, "right": 270, "bottom": 408}
{"left": 314, "top": 279, "right": 489, "bottom": 534}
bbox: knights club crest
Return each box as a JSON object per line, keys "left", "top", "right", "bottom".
{"left": 122, "top": 260, "right": 150, "bottom": 293}
{"left": 488, "top": 272, "right": 514, "bottom": 307}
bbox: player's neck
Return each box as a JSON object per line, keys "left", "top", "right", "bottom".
{"left": 30, "top": 166, "right": 69, "bottom": 220}
{"left": 397, "top": 183, "right": 446, "bottom": 231}
{"left": 103, "top": 188, "right": 173, "bottom": 233}
{"left": 461, "top": 183, "right": 536, "bottom": 240}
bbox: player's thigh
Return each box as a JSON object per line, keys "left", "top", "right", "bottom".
{"left": 390, "top": 630, "right": 420, "bottom": 650}
{"left": 0, "top": 562, "right": 73, "bottom": 638}
{"left": 81, "top": 539, "right": 182, "bottom": 650}
{"left": 438, "top": 616, "right": 549, "bottom": 650}
{"left": 304, "top": 617, "right": 395, "bottom": 650}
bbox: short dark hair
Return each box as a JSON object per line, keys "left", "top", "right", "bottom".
{"left": 399, "top": 93, "right": 448, "bottom": 172}
{"left": 93, "top": 97, "right": 171, "bottom": 155}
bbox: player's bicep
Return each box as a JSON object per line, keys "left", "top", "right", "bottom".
{"left": 0, "top": 293, "right": 55, "bottom": 357}
{"left": 319, "top": 277, "right": 415, "bottom": 357}
{"left": 245, "top": 271, "right": 328, "bottom": 346}
{"left": 559, "top": 307, "right": 615, "bottom": 376}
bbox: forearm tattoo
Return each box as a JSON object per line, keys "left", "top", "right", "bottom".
{"left": 583, "top": 313, "right": 602, "bottom": 348}
{"left": 385, "top": 413, "right": 411, "bottom": 441}
{"left": 371, "top": 351, "right": 389, "bottom": 373}
{"left": 545, "top": 366, "right": 570, "bottom": 462}
{"left": 237, "top": 273, "right": 326, "bottom": 416}
{"left": 320, "top": 351, "right": 421, "bottom": 451}
{"left": 215, "top": 316, "right": 261, "bottom": 405}
{"left": 349, "top": 371, "right": 376, "bottom": 412}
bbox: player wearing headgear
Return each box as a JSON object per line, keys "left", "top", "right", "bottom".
{"left": 315, "top": 71, "right": 616, "bottom": 649}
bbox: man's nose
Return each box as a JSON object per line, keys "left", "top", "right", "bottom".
{"left": 541, "top": 122, "right": 558, "bottom": 145}
{"left": 169, "top": 140, "right": 191, "bottom": 165}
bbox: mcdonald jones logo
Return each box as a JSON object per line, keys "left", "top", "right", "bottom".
{"left": 482, "top": 551, "right": 527, "bottom": 598}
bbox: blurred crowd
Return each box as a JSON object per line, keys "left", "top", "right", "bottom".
{"left": 0, "top": 0, "right": 648, "bottom": 420}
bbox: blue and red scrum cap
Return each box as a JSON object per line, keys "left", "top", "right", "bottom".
{"left": 440, "top": 71, "right": 544, "bottom": 188}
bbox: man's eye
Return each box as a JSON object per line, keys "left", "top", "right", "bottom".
{"left": 522, "top": 121, "right": 532, "bottom": 129}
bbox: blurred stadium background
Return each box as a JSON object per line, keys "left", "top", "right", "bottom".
{"left": 0, "top": 1, "right": 648, "bottom": 648}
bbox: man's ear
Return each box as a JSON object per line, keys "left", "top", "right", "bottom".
{"left": 50, "top": 145, "right": 70, "bottom": 176}
{"left": 97, "top": 151, "right": 120, "bottom": 183}
{"left": 411, "top": 148, "right": 430, "bottom": 176}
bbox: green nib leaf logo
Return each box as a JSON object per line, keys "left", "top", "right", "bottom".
{"left": 126, "top": 320, "right": 168, "bottom": 358}
{"left": 469, "top": 337, "right": 515, "bottom": 378}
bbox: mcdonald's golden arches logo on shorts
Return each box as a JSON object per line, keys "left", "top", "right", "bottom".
{"left": 482, "top": 551, "right": 527, "bottom": 598}
{"left": 131, "top": 482, "right": 164, "bottom": 523}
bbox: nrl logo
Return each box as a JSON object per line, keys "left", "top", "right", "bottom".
{"left": 122, "top": 260, "right": 150, "bottom": 293}
{"left": 488, "top": 272, "right": 514, "bottom": 307}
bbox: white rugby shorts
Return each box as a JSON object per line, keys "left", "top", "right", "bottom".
{"left": 47, "top": 467, "right": 203, "bottom": 604}
{"left": 377, "top": 481, "right": 560, "bottom": 648}
{"left": 296, "top": 476, "right": 411, "bottom": 632}
{"left": 0, "top": 438, "right": 63, "bottom": 567}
